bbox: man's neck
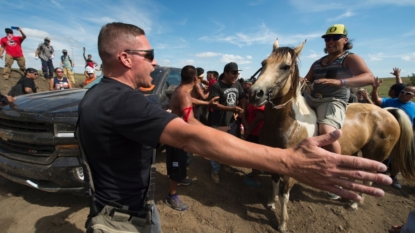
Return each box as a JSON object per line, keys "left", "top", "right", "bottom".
{"left": 221, "top": 79, "right": 233, "bottom": 85}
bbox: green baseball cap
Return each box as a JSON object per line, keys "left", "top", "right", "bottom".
{"left": 322, "top": 24, "right": 348, "bottom": 38}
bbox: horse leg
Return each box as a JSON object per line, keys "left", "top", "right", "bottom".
{"left": 267, "top": 173, "right": 280, "bottom": 209}
{"left": 350, "top": 180, "right": 373, "bottom": 210}
{"left": 278, "top": 176, "right": 296, "bottom": 233}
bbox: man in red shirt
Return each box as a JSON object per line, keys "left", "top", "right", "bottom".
{"left": 0, "top": 28, "right": 26, "bottom": 80}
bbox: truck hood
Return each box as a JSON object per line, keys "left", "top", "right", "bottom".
{"left": 1, "top": 89, "right": 164, "bottom": 118}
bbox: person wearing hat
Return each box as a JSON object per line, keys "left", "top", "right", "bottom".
{"left": 84, "top": 65, "right": 97, "bottom": 86}
{"left": 18, "top": 68, "right": 38, "bottom": 95}
{"left": 208, "top": 62, "right": 246, "bottom": 183}
{"left": 83, "top": 47, "right": 98, "bottom": 68}
{"left": 0, "top": 27, "right": 26, "bottom": 80}
{"left": 60, "top": 49, "right": 75, "bottom": 84}
{"left": 35, "top": 37, "right": 55, "bottom": 79}
{"left": 304, "top": 24, "right": 374, "bottom": 199}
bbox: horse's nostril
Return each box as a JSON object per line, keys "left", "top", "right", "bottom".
{"left": 256, "top": 90, "right": 264, "bottom": 98}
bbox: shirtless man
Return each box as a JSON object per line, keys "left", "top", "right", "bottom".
{"left": 165, "top": 65, "right": 218, "bottom": 211}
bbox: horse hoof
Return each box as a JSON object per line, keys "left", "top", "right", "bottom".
{"left": 278, "top": 226, "right": 288, "bottom": 233}
{"left": 267, "top": 202, "right": 276, "bottom": 210}
{"left": 350, "top": 202, "right": 359, "bottom": 210}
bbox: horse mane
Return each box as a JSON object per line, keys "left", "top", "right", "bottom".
{"left": 270, "top": 46, "right": 300, "bottom": 99}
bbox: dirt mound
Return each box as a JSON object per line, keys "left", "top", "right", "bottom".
{"left": 0, "top": 68, "right": 84, "bottom": 96}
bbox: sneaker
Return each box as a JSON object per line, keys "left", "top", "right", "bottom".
{"left": 391, "top": 177, "right": 402, "bottom": 189}
{"left": 327, "top": 192, "right": 341, "bottom": 200}
{"left": 177, "top": 178, "right": 192, "bottom": 186}
{"left": 211, "top": 172, "right": 220, "bottom": 184}
{"left": 165, "top": 194, "right": 188, "bottom": 211}
{"left": 243, "top": 177, "right": 260, "bottom": 187}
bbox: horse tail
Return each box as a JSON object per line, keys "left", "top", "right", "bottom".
{"left": 387, "top": 108, "right": 415, "bottom": 183}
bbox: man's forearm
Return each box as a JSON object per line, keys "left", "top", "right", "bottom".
{"left": 212, "top": 104, "right": 234, "bottom": 112}
{"left": 20, "top": 29, "right": 26, "bottom": 40}
{"left": 371, "top": 87, "right": 382, "bottom": 106}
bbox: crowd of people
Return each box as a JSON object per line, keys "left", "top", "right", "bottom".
{"left": 1, "top": 22, "right": 414, "bottom": 232}
{"left": 0, "top": 27, "right": 101, "bottom": 97}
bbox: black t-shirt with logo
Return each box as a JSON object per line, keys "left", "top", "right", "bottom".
{"left": 208, "top": 80, "right": 245, "bottom": 127}
{"left": 21, "top": 77, "right": 37, "bottom": 94}
{"left": 79, "top": 77, "right": 176, "bottom": 211}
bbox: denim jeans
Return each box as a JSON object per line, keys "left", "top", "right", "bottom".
{"left": 210, "top": 123, "right": 237, "bottom": 173}
{"left": 41, "top": 58, "right": 54, "bottom": 79}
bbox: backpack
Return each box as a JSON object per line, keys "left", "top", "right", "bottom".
{"left": 8, "top": 78, "right": 24, "bottom": 97}
{"left": 61, "top": 55, "right": 71, "bottom": 62}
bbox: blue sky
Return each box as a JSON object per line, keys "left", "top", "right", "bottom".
{"left": 2, "top": 0, "right": 415, "bottom": 79}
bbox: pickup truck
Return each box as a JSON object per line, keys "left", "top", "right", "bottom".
{"left": 0, "top": 66, "right": 181, "bottom": 193}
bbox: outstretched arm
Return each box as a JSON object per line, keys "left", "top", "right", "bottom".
{"left": 371, "top": 77, "right": 383, "bottom": 106}
{"left": 18, "top": 27, "right": 26, "bottom": 41}
{"left": 390, "top": 67, "right": 402, "bottom": 84}
{"left": 160, "top": 121, "right": 391, "bottom": 201}
{"left": 83, "top": 47, "right": 87, "bottom": 61}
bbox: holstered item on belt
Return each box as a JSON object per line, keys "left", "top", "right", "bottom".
{"left": 86, "top": 205, "right": 152, "bottom": 233}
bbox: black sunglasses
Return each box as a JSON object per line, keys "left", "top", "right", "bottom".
{"left": 230, "top": 71, "right": 239, "bottom": 75}
{"left": 124, "top": 49, "right": 154, "bottom": 62}
{"left": 400, "top": 90, "right": 415, "bottom": 96}
{"left": 323, "top": 35, "right": 345, "bottom": 42}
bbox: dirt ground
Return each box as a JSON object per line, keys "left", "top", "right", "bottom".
{"left": 0, "top": 68, "right": 414, "bottom": 233}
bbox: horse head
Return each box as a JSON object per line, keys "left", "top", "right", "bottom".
{"left": 249, "top": 39, "right": 306, "bottom": 106}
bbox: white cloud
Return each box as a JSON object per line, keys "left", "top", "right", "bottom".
{"left": 196, "top": 52, "right": 222, "bottom": 58}
{"left": 160, "top": 59, "right": 171, "bottom": 65}
{"left": 328, "top": 11, "right": 355, "bottom": 21}
{"left": 220, "top": 54, "right": 252, "bottom": 64}
{"left": 305, "top": 50, "right": 323, "bottom": 60}
{"left": 369, "top": 52, "right": 385, "bottom": 61}
{"left": 21, "top": 28, "right": 50, "bottom": 39}
{"left": 50, "top": 0, "right": 62, "bottom": 8}
{"left": 289, "top": 0, "right": 415, "bottom": 12}
{"left": 401, "top": 53, "right": 415, "bottom": 61}
{"left": 200, "top": 24, "right": 319, "bottom": 47}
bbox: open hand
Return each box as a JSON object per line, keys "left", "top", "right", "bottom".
{"left": 233, "top": 106, "right": 244, "bottom": 114}
{"left": 286, "top": 130, "right": 391, "bottom": 202}
{"left": 209, "top": 96, "right": 219, "bottom": 106}
{"left": 390, "top": 67, "right": 401, "bottom": 77}
{"left": 372, "top": 77, "right": 383, "bottom": 88}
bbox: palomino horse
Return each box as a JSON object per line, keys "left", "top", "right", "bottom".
{"left": 249, "top": 39, "right": 415, "bottom": 232}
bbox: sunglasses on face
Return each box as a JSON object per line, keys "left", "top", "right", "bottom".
{"left": 124, "top": 49, "right": 154, "bottom": 62}
{"left": 56, "top": 71, "right": 63, "bottom": 73}
{"left": 400, "top": 90, "right": 415, "bottom": 96}
{"left": 230, "top": 71, "right": 239, "bottom": 75}
{"left": 323, "top": 35, "right": 345, "bottom": 42}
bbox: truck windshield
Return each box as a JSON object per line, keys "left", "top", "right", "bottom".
{"left": 85, "top": 68, "right": 167, "bottom": 94}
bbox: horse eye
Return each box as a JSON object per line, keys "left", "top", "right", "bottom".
{"left": 280, "top": 65, "right": 290, "bottom": 71}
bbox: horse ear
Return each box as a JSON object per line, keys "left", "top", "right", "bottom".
{"left": 273, "top": 38, "right": 279, "bottom": 51}
{"left": 294, "top": 40, "right": 307, "bottom": 56}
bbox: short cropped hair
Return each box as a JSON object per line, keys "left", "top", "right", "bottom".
{"left": 98, "top": 22, "right": 145, "bottom": 64}
{"left": 181, "top": 65, "right": 196, "bottom": 84}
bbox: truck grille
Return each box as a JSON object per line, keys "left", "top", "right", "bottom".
{"left": 0, "top": 140, "right": 54, "bottom": 157}
{"left": 0, "top": 118, "right": 53, "bottom": 132}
